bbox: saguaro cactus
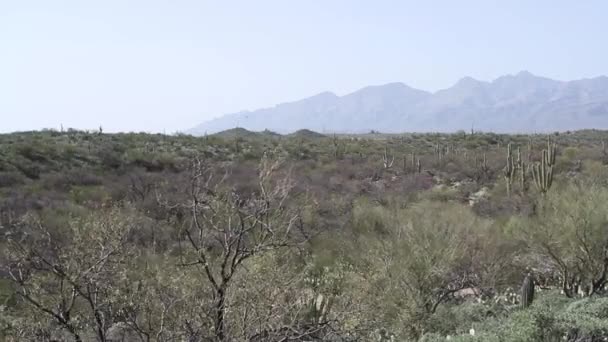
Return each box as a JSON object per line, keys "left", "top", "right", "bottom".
{"left": 382, "top": 145, "right": 395, "bottom": 169}
{"left": 308, "top": 293, "right": 332, "bottom": 324}
{"left": 435, "top": 143, "right": 448, "bottom": 163}
{"left": 520, "top": 274, "right": 535, "bottom": 308}
{"left": 477, "top": 152, "right": 489, "bottom": 173}
{"left": 517, "top": 147, "right": 527, "bottom": 192}
{"left": 531, "top": 138, "right": 556, "bottom": 194}
{"left": 332, "top": 134, "right": 344, "bottom": 160}
{"left": 504, "top": 143, "right": 516, "bottom": 196}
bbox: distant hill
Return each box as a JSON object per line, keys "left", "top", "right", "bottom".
{"left": 260, "top": 129, "right": 282, "bottom": 137}
{"left": 189, "top": 71, "right": 608, "bottom": 134}
{"left": 288, "top": 129, "right": 326, "bottom": 138}
{"left": 211, "top": 127, "right": 283, "bottom": 139}
{"left": 211, "top": 127, "right": 260, "bottom": 139}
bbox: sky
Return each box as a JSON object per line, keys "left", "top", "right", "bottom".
{"left": 1, "top": 0, "right": 608, "bottom": 133}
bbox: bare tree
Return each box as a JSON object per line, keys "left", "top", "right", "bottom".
{"left": 3, "top": 209, "right": 135, "bottom": 341}
{"left": 159, "top": 153, "right": 308, "bottom": 341}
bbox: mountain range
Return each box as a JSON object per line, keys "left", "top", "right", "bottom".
{"left": 188, "top": 71, "right": 608, "bottom": 135}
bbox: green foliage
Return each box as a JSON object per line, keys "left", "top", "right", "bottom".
{"left": 515, "top": 182, "right": 608, "bottom": 297}
{"left": 1, "top": 129, "right": 608, "bottom": 341}
{"left": 420, "top": 291, "right": 608, "bottom": 341}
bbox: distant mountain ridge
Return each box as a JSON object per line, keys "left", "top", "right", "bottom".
{"left": 189, "top": 71, "right": 608, "bottom": 134}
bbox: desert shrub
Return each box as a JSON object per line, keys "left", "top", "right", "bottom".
{"left": 69, "top": 185, "right": 110, "bottom": 206}
{"left": 513, "top": 182, "right": 608, "bottom": 297}
{"left": 40, "top": 169, "right": 102, "bottom": 192}
{"left": 562, "top": 146, "right": 579, "bottom": 161}
{"left": 582, "top": 160, "right": 608, "bottom": 185}
{"left": 98, "top": 145, "right": 124, "bottom": 169}
{"left": 424, "top": 292, "right": 608, "bottom": 342}
{"left": 0, "top": 172, "right": 25, "bottom": 188}
{"left": 419, "top": 184, "right": 461, "bottom": 203}
{"left": 15, "top": 142, "right": 49, "bottom": 163}
{"left": 346, "top": 200, "right": 496, "bottom": 340}
{"left": 13, "top": 160, "right": 41, "bottom": 179}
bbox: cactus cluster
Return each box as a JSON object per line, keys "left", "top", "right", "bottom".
{"left": 531, "top": 138, "right": 556, "bottom": 194}
{"left": 382, "top": 145, "right": 395, "bottom": 169}
{"left": 434, "top": 143, "right": 454, "bottom": 163}
{"left": 504, "top": 143, "right": 527, "bottom": 196}
{"left": 403, "top": 152, "right": 422, "bottom": 173}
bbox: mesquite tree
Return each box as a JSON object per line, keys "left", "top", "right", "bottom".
{"left": 4, "top": 209, "right": 135, "bottom": 341}
{"left": 166, "top": 153, "right": 308, "bottom": 341}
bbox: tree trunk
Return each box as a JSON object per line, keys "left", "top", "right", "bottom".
{"left": 215, "top": 287, "right": 226, "bottom": 341}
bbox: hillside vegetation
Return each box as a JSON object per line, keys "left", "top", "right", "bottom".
{"left": 1, "top": 128, "right": 608, "bottom": 341}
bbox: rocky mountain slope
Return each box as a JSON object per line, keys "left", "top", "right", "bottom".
{"left": 189, "top": 71, "right": 608, "bottom": 134}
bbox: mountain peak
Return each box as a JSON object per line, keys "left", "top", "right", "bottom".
{"left": 455, "top": 76, "right": 483, "bottom": 86}
{"left": 189, "top": 72, "right": 608, "bottom": 134}
{"left": 354, "top": 82, "right": 418, "bottom": 93}
{"left": 314, "top": 91, "right": 338, "bottom": 98}
{"left": 492, "top": 70, "right": 555, "bottom": 85}
{"left": 306, "top": 91, "right": 338, "bottom": 101}
{"left": 516, "top": 70, "right": 535, "bottom": 78}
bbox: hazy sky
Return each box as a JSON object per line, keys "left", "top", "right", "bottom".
{"left": 2, "top": 1, "right": 607, "bottom": 133}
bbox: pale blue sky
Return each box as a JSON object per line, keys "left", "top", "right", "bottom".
{"left": 1, "top": 0, "right": 607, "bottom": 133}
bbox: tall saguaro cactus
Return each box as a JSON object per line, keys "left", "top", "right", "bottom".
{"left": 520, "top": 273, "right": 535, "bottom": 308}
{"left": 411, "top": 152, "right": 416, "bottom": 171}
{"left": 531, "top": 138, "right": 556, "bottom": 195}
{"left": 435, "top": 143, "right": 442, "bottom": 162}
{"left": 308, "top": 294, "right": 333, "bottom": 324}
{"left": 332, "top": 134, "right": 344, "bottom": 160}
{"left": 517, "top": 147, "right": 526, "bottom": 192}
{"left": 382, "top": 145, "right": 394, "bottom": 169}
{"left": 504, "top": 143, "right": 516, "bottom": 196}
